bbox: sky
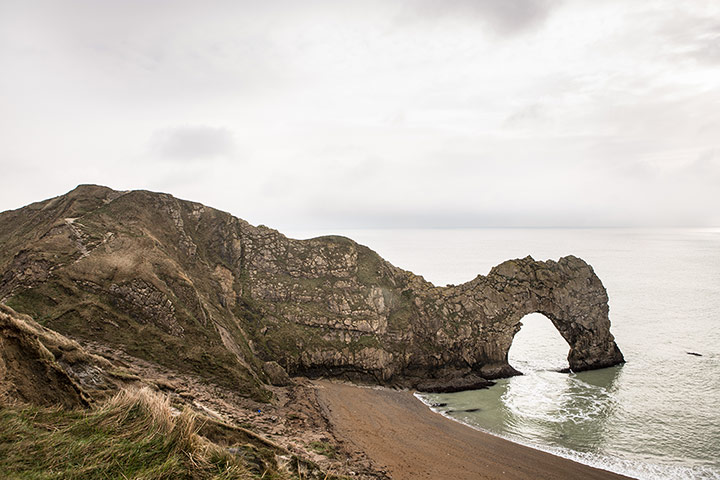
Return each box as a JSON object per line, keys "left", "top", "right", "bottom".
{"left": 1, "top": 0, "right": 719, "bottom": 229}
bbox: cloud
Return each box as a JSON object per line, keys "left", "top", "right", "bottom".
{"left": 1, "top": 1, "right": 718, "bottom": 228}
{"left": 150, "top": 126, "right": 236, "bottom": 161}
{"left": 686, "top": 31, "right": 720, "bottom": 65}
{"left": 653, "top": 9, "right": 720, "bottom": 65}
{"left": 682, "top": 149, "right": 720, "bottom": 179}
{"left": 405, "top": 0, "right": 562, "bottom": 34}
{"left": 503, "top": 103, "right": 546, "bottom": 128}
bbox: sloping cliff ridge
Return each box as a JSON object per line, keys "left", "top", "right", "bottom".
{"left": 0, "top": 185, "right": 624, "bottom": 398}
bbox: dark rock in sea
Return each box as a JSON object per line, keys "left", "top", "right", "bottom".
{"left": 431, "top": 402, "right": 448, "bottom": 408}
{"left": 0, "top": 185, "right": 625, "bottom": 399}
{"left": 687, "top": 352, "right": 703, "bottom": 357}
{"left": 416, "top": 374, "right": 494, "bottom": 393}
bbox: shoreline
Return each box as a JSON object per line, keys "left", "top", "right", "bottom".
{"left": 314, "top": 380, "right": 635, "bottom": 480}
{"left": 412, "top": 391, "right": 638, "bottom": 479}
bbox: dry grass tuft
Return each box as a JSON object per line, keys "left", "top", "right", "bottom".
{"left": 0, "top": 387, "right": 262, "bottom": 479}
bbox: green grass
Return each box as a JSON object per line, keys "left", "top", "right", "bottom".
{"left": 0, "top": 388, "right": 287, "bottom": 479}
{"left": 308, "top": 441, "right": 337, "bottom": 459}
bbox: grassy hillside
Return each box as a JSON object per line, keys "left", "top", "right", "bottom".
{"left": 0, "top": 387, "right": 343, "bottom": 480}
{"left": 0, "top": 186, "right": 271, "bottom": 401}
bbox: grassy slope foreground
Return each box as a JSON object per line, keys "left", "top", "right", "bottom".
{"left": 0, "top": 388, "right": 330, "bottom": 480}
{"left": 0, "top": 304, "right": 350, "bottom": 479}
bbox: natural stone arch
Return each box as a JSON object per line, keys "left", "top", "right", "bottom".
{"left": 453, "top": 255, "right": 625, "bottom": 378}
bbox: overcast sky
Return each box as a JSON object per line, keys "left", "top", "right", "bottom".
{"left": 1, "top": 0, "right": 719, "bottom": 229}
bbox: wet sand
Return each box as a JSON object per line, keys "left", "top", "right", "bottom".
{"left": 315, "top": 380, "right": 634, "bottom": 480}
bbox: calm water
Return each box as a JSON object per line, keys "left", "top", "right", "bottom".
{"left": 286, "top": 228, "right": 720, "bottom": 480}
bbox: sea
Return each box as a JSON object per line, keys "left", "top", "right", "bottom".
{"left": 286, "top": 227, "right": 720, "bottom": 480}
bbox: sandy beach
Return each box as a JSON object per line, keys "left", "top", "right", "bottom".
{"left": 315, "top": 380, "right": 634, "bottom": 480}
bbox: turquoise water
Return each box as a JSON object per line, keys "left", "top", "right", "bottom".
{"left": 287, "top": 228, "right": 720, "bottom": 480}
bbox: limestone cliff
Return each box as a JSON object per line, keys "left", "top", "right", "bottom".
{"left": 0, "top": 185, "right": 624, "bottom": 397}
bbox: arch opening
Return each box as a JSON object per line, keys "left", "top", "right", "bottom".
{"left": 508, "top": 313, "right": 570, "bottom": 373}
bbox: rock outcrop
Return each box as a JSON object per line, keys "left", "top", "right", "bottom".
{"left": 0, "top": 185, "right": 624, "bottom": 396}
{"left": 0, "top": 304, "right": 118, "bottom": 407}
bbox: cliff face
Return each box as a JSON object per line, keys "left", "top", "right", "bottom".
{"left": 0, "top": 185, "right": 624, "bottom": 397}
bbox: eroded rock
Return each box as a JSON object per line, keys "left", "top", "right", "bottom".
{"left": 263, "top": 361, "right": 293, "bottom": 386}
{"left": 0, "top": 304, "right": 111, "bottom": 407}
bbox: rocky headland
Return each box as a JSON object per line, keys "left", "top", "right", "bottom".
{"left": 0, "top": 185, "right": 623, "bottom": 398}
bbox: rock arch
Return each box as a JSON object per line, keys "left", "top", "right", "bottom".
{"left": 453, "top": 255, "right": 625, "bottom": 378}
